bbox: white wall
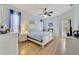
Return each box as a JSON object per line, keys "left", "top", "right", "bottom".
{"left": 0, "top": 5, "right": 29, "bottom": 30}
{"left": 0, "top": 5, "right": 1, "bottom": 26}
{"left": 27, "top": 14, "right": 42, "bottom": 30}
{"left": 0, "top": 5, "right": 10, "bottom": 27}
{"left": 42, "top": 16, "right": 61, "bottom": 37}
{"left": 73, "top": 5, "right": 79, "bottom": 30}
{"left": 60, "top": 5, "right": 79, "bottom": 37}
{"left": 60, "top": 8, "right": 74, "bottom": 37}
{"left": 0, "top": 5, "right": 4, "bottom": 26}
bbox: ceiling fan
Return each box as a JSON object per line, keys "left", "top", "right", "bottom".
{"left": 39, "top": 8, "right": 53, "bottom": 18}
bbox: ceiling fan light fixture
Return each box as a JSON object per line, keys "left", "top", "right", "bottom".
{"left": 39, "top": 8, "right": 53, "bottom": 18}
{"left": 43, "top": 14, "right": 48, "bottom": 18}
{"left": 44, "top": 8, "right": 47, "bottom": 10}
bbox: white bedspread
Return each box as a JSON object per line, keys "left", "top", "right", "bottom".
{"left": 28, "top": 30, "right": 53, "bottom": 42}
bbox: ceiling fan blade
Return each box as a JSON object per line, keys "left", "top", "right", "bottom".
{"left": 44, "top": 12, "right": 47, "bottom": 15}
{"left": 47, "top": 14, "right": 51, "bottom": 16}
{"left": 49, "top": 11, "right": 53, "bottom": 13}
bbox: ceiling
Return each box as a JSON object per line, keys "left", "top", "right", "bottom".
{"left": 11, "top": 4, "right": 75, "bottom": 17}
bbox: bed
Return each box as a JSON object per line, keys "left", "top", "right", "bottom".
{"left": 27, "top": 29, "right": 54, "bottom": 48}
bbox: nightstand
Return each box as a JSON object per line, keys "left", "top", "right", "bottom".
{"left": 18, "top": 32, "right": 28, "bottom": 42}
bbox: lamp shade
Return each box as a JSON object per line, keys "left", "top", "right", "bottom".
{"left": 21, "top": 23, "right": 27, "bottom": 34}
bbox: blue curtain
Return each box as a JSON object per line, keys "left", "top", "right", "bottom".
{"left": 9, "top": 9, "right": 21, "bottom": 33}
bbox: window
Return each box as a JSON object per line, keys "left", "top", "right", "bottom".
{"left": 9, "top": 9, "right": 21, "bottom": 33}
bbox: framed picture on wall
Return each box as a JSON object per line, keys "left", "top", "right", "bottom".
{"left": 29, "top": 20, "right": 35, "bottom": 25}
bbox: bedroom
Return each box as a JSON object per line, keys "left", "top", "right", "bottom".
{"left": 0, "top": 4, "right": 79, "bottom": 55}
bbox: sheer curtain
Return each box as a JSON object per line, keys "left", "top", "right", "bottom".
{"left": 9, "top": 9, "right": 21, "bottom": 33}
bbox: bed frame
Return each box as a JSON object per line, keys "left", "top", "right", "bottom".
{"left": 27, "top": 35, "right": 53, "bottom": 48}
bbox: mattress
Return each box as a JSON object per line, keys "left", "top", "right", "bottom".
{"left": 28, "top": 30, "right": 53, "bottom": 42}
{"left": 28, "top": 34, "right": 43, "bottom": 42}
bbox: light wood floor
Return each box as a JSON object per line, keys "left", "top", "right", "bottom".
{"left": 19, "top": 37, "right": 65, "bottom": 55}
